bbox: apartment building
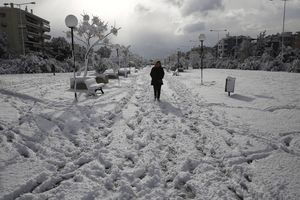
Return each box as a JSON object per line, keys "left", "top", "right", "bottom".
{"left": 217, "top": 36, "right": 253, "bottom": 58}
{"left": 295, "top": 32, "right": 300, "bottom": 49}
{"left": 0, "top": 3, "right": 50, "bottom": 55}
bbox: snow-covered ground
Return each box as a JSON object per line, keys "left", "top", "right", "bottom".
{"left": 0, "top": 68, "right": 299, "bottom": 200}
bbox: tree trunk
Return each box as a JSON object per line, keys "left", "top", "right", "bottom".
{"left": 84, "top": 58, "right": 88, "bottom": 76}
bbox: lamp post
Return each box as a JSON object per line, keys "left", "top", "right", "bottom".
{"left": 210, "top": 29, "right": 227, "bottom": 57}
{"left": 177, "top": 48, "right": 180, "bottom": 67}
{"left": 270, "top": 0, "right": 288, "bottom": 60}
{"left": 4, "top": 2, "right": 36, "bottom": 55}
{"left": 116, "top": 48, "right": 121, "bottom": 85}
{"left": 65, "top": 14, "right": 78, "bottom": 102}
{"left": 199, "top": 34, "right": 205, "bottom": 85}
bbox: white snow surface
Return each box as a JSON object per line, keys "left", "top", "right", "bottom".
{"left": 0, "top": 68, "right": 299, "bottom": 200}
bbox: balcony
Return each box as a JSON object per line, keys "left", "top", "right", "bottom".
{"left": 27, "top": 30, "right": 41, "bottom": 38}
{"left": 42, "top": 25, "right": 50, "bottom": 32}
{"left": 42, "top": 34, "right": 51, "bottom": 40}
{"left": 25, "top": 40, "right": 41, "bottom": 45}
{"left": 26, "top": 21, "right": 41, "bottom": 29}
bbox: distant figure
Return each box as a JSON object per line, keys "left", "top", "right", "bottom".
{"left": 150, "top": 61, "right": 165, "bottom": 101}
{"left": 51, "top": 64, "right": 56, "bottom": 76}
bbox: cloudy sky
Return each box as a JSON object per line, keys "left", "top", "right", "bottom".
{"left": 8, "top": 0, "right": 300, "bottom": 59}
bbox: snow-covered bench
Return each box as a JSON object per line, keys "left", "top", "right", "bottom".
{"left": 173, "top": 69, "right": 179, "bottom": 76}
{"left": 84, "top": 78, "right": 104, "bottom": 96}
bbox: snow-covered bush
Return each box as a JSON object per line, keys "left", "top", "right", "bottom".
{"left": 261, "top": 52, "right": 273, "bottom": 63}
{"left": 94, "top": 58, "right": 118, "bottom": 74}
{"left": 270, "top": 59, "right": 285, "bottom": 71}
{"left": 238, "top": 57, "right": 261, "bottom": 70}
{"left": 0, "top": 53, "right": 75, "bottom": 74}
{"left": 282, "top": 47, "right": 300, "bottom": 63}
{"left": 209, "top": 58, "right": 238, "bottom": 69}
{"left": 0, "top": 59, "right": 20, "bottom": 74}
{"left": 19, "top": 54, "right": 48, "bottom": 73}
{"left": 259, "top": 58, "right": 284, "bottom": 71}
{"left": 287, "top": 59, "right": 300, "bottom": 73}
{"left": 201, "top": 52, "right": 299, "bottom": 73}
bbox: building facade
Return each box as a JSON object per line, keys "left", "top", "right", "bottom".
{"left": 214, "top": 32, "right": 300, "bottom": 58}
{"left": 0, "top": 3, "right": 50, "bottom": 55}
{"left": 217, "top": 36, "right": 253, "bottom": 58}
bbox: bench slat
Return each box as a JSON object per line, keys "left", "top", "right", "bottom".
{"left": 84, "top": 78, "right": 104, "bottom": 95}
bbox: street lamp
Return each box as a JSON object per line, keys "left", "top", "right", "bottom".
{"left": 65, "top": 14, "right": 78, "bottom": 101}
{"left": 4, "top": 2, "right": 36, "bottom": 55}
{"left": 270, "top": 0, "right": 288, "bottom": 60}
{"left": 177, "top": 48, "right": 180, "bottom": 67}
{"left": 199, "top": 34, "right": 205, "bottom": 85}
{"left": 210, "top": 29, "right": 227, "bottom": 57}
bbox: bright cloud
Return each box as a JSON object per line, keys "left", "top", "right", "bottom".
{"left": 26, "top": 0, "right": 300, "bottom": 59}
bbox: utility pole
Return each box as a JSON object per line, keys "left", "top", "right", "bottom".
{"left": 270, "top": 0, "right": 288, "bottom": 60}
{"left": 282, "top": 0, "right": 287, "bottom": 60}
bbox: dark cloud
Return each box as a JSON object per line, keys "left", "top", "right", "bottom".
{"left": 134, "top": 4, "right": 150, "bottom": 14}
{"left": 164, "top": 0, "right": 184, "bottom": 7}
{"left": 181, "top": 0, "right": 224, "bottom": 16}
{"left": 183, "top": 22, "right": 206, "bottom": 33}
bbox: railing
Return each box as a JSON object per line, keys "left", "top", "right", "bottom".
{"left": 42, "top": 34, "right": 51, "bottom": 40}
{"left": 42, "top": 25, "right": 50, "bottom": 32}
{"left": 26, "top": 30, "right": 40, "bottom": 37}
{"left": 25, "top": 40, "right": 41, "bottom": 45}
{"left": 26, "top": 21, "right": 40, "bottom": 29}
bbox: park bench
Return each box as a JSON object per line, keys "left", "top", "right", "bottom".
{"left": 84, "top": 78, "right": 104, "bottom": 96}
{"left": 173, "top": 69, "right": 179, "bottom": 76}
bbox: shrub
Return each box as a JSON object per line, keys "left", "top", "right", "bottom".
{"left": 0, "top": 53, "right": 75, "bottom": 74}
{"left": 94, "top": 58, "right": 118, "bottom": 74}
{"left": 287, "top": 59, "right": 300, "bottom": 73}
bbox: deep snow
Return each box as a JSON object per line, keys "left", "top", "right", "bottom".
{"left": 0, "top": 68, "right": 299, "bottom": 200}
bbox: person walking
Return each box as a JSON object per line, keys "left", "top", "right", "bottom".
{"left": 51, "top": 64, "right": 56, "bottom": 76}
{"left": 150, "top": 61, "right": 165, "bottom": 101}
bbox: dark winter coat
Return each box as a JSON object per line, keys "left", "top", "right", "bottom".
{"left": 150, "top": 66, "right": 165, "bottom": 85}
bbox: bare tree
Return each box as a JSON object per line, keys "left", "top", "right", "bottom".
{"left": 67, "top": 13, "right": 120, "bottom": 76}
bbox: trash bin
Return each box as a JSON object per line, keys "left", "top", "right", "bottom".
{"left": 225, "top": 76, "right": 236, "bottom": 96}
